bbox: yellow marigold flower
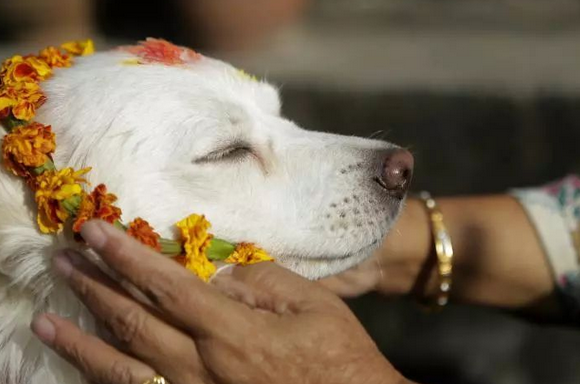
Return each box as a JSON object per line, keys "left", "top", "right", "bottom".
{"left": 61, "top": 40, "right": 95, "bottom": 57}
{"left": 225, "top": 243, "right": 274, "bottom": 266}
{"left": 0, "top": 55, "right": 52, "bottom": 85}
{"left": 175, "top": 214, "right": 216, "bottom": 282}
{"left": 39, "top": 47, "right": 72, "bottom": 68}
{"left": 35, "top": 167, "right": 90, "bottom": 233}
{"left": 2, "top": 122, "right": 55, "bottom": 177}
{"left": 0, "top": 81, "right": 46, "bottom": 121}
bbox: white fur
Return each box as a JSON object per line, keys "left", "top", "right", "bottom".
{"left": 0, "top": 47, "right": 406, "bottom": 383}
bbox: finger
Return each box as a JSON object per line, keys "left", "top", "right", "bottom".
{"left": 53, "top": 249, "right": 204, "bottom": 384}
{"left": 211, "top": 262, "right": 329, "bottom": 312}
{"left": 317, "top": 276, "right": 351, "bottom": 295}
{"left": 80, "top": 220, "right": 253, "bottom": 336}
{"left": 211, "top": 272, "right": 290, "bottom": 314}
{"left": 225, "top": 261, "right": 314, "bottom": 295}
{"left": 31, "top": 313, "right": 155, "bottom": 384}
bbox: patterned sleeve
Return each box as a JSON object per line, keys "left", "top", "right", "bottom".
{"left": 510, "top": 175, "right": 580, "bottom": 320}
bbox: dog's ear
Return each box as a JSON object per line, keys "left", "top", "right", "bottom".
{"left": 253, "top": 82, "right": 281, "bottom": 116}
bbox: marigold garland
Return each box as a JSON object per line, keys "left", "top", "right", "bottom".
{"left": 61, "top": 40, "right": 95, "bottom": 56}
{"left": 0, "top": 39, "right": 273, "bottom": 282}
{"left": 39, "top": 46, "right": 72, "bottom": 68}
{"left": 0, "top": 56, "right": 52, "bottom": 85}
{"left": 72, "top": 184, "right": 122, "bottom": 232}
{"left": 0, "top": 81, "right": 46, "bottom": 121}
{"left": 126, "top": 218, "right": 161, "bottom": 252}
{"left": 175, "top": 214, "right": 216, "bottom": 282}
{"left": 35, "top": 167, "right": 91, "bottom": 233}
{"left": 2, "top": 122, "right": 55, "bottom": 176}
{"left": 225, "top": 243, "right": 274, "bottom": 266}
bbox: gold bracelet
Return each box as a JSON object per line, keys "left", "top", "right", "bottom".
{"left": 418, "top": 191, "right": 454, "bottom": 309}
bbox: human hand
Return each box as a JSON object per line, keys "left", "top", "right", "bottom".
{"left": 320, "top": 199, "right": 432, "bottom": 299}
{"left": 31, "top": 220, "right": 409, "bottom": 384}
{"left": 317, "top": 256, "right": 384, "bottom": 298}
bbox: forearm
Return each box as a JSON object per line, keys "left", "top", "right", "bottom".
{"left": 377, "top": 196, "right": 559, "bottom": 315}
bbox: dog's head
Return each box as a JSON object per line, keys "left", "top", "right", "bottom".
{"left": 30, "top": 41, "right": 413, "bottom": 280}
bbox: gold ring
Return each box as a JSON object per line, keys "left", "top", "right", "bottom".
{"left": 142, "top": 374, "right": 170, "bottom": 384}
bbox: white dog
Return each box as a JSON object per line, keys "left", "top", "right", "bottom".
{"left": 0, "top": 40, "right": 413, "bottom": 384}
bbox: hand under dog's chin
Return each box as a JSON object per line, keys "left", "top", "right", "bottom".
{"left": 273, "top": 201, "right": 405, "bottom": 280}
{"left": 275, "top": 238, "right": 383, "bottom": 280}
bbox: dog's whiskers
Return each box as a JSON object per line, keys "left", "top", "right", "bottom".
{"left": 368, "top": 130, "right": 392, "bottom": 141}
{"left": 368, "top": 130, "right": 385, "bottom": 140}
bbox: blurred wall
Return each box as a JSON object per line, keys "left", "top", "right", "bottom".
{"left": 223, "top": 0, "right": 580, "bottom": 196}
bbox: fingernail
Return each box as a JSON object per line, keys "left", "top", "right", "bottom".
{"left": 31, "top": 315, "right": 56, "bottom": 345}
{"left": 80, "top": 220, "right": 107, "bottom": 250}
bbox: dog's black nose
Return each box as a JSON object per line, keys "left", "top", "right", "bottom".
{"left": 377, "top": 149, "right": 414, "bottom": 198}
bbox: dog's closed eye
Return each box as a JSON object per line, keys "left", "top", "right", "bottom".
{"left": 194, "top": 144, "right": 254, "bottom": 164}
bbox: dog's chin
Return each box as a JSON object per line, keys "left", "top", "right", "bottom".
{"left": 275, "top": 198, "right": 408, "bottom": 280}
{"left": 276, "top": 238, "right": 382, "bottom": 280}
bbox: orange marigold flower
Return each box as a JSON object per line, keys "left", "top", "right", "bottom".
{"left": 122, "top": 38, "right": 201, "bottom": 66}
{"left": 90, "top": 184, "right": 121, "bottom": 223}
{"left": 35, "top": 167, "right": 90, "bottom": 233}
{"left": 39, "top": 47, "right": 72, "bottom": 68}
{"left": 174, "top": 214, "right": 216, "bottom": 282}
{"left": 225, "top": 243, "right": 274, "bottom": 266}
{"left": 1, "top": 55, "right": 52, "bottom": 85}
{"left": 73, "top": 191, "right": 95, "bottom": 232}
{"left": 0, "top": 81, "right": 46, "bottom": 121}
{"left": 61, "top": 39, "right": 95, "bottom": 56}
{"left": 72, "top": 184, "right": 122, "bottom": 232}
{"left": 2, "top": 122, "right": 55, "bottom": 177}
{"left": 127, "top": 218, "right": 161, "bottom": 251}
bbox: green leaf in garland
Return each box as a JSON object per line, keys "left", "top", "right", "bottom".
{"left": 32, "top": 161, "right": 57, "bottom": 175}
{"left": 206, "top": 238, "right": 236, "bottom": 261}
{"left": 159, "top": 238, "right": 183, "bottom": 256}
{"left": 1, "top": 115, "right": 28, "bottom": 132}
{"left": 61, "top": 194, "right": 82, "bottom": 216}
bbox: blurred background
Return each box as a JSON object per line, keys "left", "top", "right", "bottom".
{"left": 1, "top": 1, "right": 580, "bottom": 383}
